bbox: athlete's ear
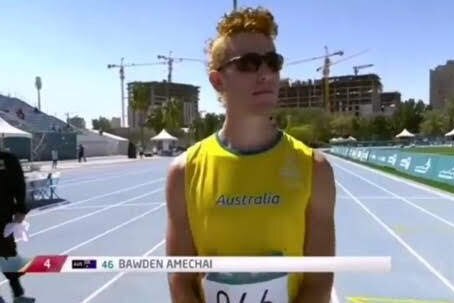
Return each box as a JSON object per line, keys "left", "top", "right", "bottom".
{"left": 209, "top": 70, "right": 224, "bottom": 92}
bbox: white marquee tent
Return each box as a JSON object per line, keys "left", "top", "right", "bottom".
{"left": 150, "top": 129, "right": 178, "bottom": 151}
{"left": 0, "top": 116, "right": 32, "bottom": 138}
{"left": 445, "top": 128, "right": 454, "bottom": 137}
{"left": 0, "top": 116, "right": 32, "bottom": 150}
{"left": 395, "top": 128, "right": 415, "bottom": 138}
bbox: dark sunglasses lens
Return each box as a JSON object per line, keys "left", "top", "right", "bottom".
{"left": 235, "top": 54, "right": 263, "bottom": 72}
{"left": 264, "top": 53, "right": 283, "bottom": 71}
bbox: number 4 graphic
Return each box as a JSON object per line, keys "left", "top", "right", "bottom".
{"left": 44, "top": 258, "right": 51, "bottom": 269}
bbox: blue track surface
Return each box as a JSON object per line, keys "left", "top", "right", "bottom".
{"left": 0, "top": 155, "right": 453, "bottom": 302}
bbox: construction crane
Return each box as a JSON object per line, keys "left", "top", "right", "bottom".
{"left": 286, "top": 46, "right": 344, "bottom": 112}
{"left": 353, "top": 64, "right": 374, "bottom": 75}
{"left": 287, "top": 47, "right": 369, "bottom": 112}
{"left": 314, "top": 48, "right": 369, "bottom": 112}
{"left": 107, "top": 54, "right": 204, "bottom": 127}
{"left": 107, "top": 58, "right": 165, "bottom": 128}
{"left": 156, "top": 51, "right": 206, "bottom": 83}
{"left": 156, "top": 51, "right": 206, "bottom": 103}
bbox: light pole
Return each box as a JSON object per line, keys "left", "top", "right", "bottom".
{"left": 35, "top": 76, "right": 42, "bottom": 110}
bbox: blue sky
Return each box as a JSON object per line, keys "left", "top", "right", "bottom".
{"left": 1, "top": 0, "right": 453, "bottom": 127}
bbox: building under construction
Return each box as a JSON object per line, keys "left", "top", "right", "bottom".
{"left": 278, "top": 73, "right": 400, "bottom": 117}
{"left": 127, "top": 81, "right": 199, "bottom": 128}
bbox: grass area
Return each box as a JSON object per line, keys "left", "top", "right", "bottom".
{"left": 406, "top": 146, "right": 454, "bottom": 156}
{"left": 329, "top": 153, "right": 454, "bottom": 195}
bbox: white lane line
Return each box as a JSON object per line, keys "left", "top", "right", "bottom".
{"left": 336, "top": 180, "right": 454, "bottom": 294}
{"left": 81, "top": 239, "right": 166, "bottom": 303}
{"left": 334, "top": 163, "right": 454, "bottom": 229}
{"left": 327, "top": 154, "right": 454, "bottom": 202}
{"left": 59, "top": 169, "right": 154, "bottom": 188}
{"left": 61, "top": 204, "right": 165, "bottom": 254}
{"left": 28, "top": 177, "right": 165, "bottom": 217}
{"left": 82, "top": 240, "right": 342, "bottom": 303}
{"left": 337, "top": 195, "right": 443, "bottom": 200}
{"left": 25, "top": 188, "right": 163, "bottom": 239}
{"left": 60, "top": 202, "right": 163, "bottom": 210}
{"left": 59, "top": 169, "right": 145, "bottom": 184}
{"left": 0, "top": 206, "right": 165, "bottom": 287}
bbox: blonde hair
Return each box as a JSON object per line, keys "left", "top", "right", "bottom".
{"left": 205, "top": 7, "right": 279, "bottom": 71}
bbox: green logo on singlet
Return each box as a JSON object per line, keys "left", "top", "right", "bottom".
{"left": 216, "top": 193, "right": 281, "bottom": 207}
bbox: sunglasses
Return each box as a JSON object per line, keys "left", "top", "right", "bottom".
{"left": 217, "top": 51, "right": 284, "bottom": 73}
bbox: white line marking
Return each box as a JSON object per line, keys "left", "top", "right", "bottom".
{"left": 81, "top": 239, "right": 166, "bottom": 303}
{"left": 28, "top": 177, "right": 165, "bottom": 217}
{"left": 334, "top": 163, "right": 454, "bottom": 229}
{"left": 60, "top": 202, "right": 163, "bottom": 210}
{"left": 337, "top": 195, "right": 442, "bottom": 200}
{"left": 59, "top": 169, "right": 153, "bottom": 188}
{"left": 327, "top": 154, "right": 454, "bottom": 201}
{"left": 61, "top": 204, "right": 165, "bottom": 254}
{"left": 0, "top": 207, "right": 166, "bottom": 287}
{"left": 336, "top": 180, "right": 454, "bottom": 294}
{"left": 60, "top": 170, "right": 143, "bottom": 184}
{"left": 26, "top": 188, "right": 163, "bottom": 239}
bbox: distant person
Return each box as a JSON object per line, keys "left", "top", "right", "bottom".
{"left": 0, "top": 151, "right": 35, "bottom": 303}
{"left": 51, "top": 149, "right": 58, "bottom": 169}
{"left": 78, "top": 144, "right": 86, "bottom": 162}
{"left": 165, "top": 6, "right": 335, "bottom": 303}
{"left": 139, "top": 146, "right": 144, "bottom": 159}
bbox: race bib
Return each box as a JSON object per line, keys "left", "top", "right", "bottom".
{"left": 202, "top": 272, "right": 289, "bottom": 303}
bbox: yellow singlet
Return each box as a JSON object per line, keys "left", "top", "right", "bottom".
{"left": 185, "top": 131, "right": 314, "bottom": 302}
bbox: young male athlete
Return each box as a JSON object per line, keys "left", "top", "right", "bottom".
{"left": 166, "top": 6, "right": 336, "bottom": 303}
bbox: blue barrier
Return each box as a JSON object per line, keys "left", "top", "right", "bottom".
{"left": 329, "top": 147, "right": 454, "bottom": 186}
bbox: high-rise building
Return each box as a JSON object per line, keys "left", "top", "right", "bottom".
{"left": 127, "top": 81, "right": 199, "bottom": 128}
{"left": 430, "top": 60, "right": 454, "bottom": 109}
{"left": 279, "top": 74, "right": 390, "bottom": 117}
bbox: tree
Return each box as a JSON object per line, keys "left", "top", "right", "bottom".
{"left": 369, "top": 115, "right": 393, "bottom": 140}
{"left": 68, "top": 116, "right": 86, "bottom": 129}
{"left": 391, "top": 99, "right": 427, "bottom": 134}
{"left": 420, "top": 109, "right": 448, "bottom": 137}
{"left": 274, "top": 107, "right": 331, "bottom": 143}
{"left": 351, "top": 117, "right": 370, "bottom": 141}
{"left": 162, "top": 97, "right": 183, "bottom": 132}
{"left": 92, "top": 117, "right": 112, "bottom": 131}
{"left": 329, "top": 114, "right": 355, "bottom": 137}
{"left": 130, "top": 83, "right": 151, "bottom": 147}
{"left": 287, "top": 124, "right": 316, "bottom": 145}
{"left": 189, "top": 112, "right": 224, "bottom": 141}
{"left": 444, "top": 98, "right": 454, "bottom": 130}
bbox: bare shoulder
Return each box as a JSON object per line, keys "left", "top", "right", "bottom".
{"left": 166, "top": 152, "right": 188, "bottom": 210}
{"left": 313, "top": 150, "right": 333, "bottom": 172}
{"left": 168, "top": 151, "right": 187, "bottom": 178}
{"left": 310, "top": 150, "right": 335, "bottom": 210}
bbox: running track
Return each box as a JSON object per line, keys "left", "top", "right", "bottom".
{"left": 0, "top": 154, "right": 452, "bottom": 302}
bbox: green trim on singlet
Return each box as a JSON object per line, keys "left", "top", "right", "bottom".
{"left": 215, "top": 130, "right": 283, "bottom": 156}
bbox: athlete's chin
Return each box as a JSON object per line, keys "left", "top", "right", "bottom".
{"left": 250, "top": 98, "right": 277, "bottom": 112}
{"left": 248, "top": 100, "right": 277, "bottom": 116}
{"left": 251, "top": 95, "right": 278, "bottom": 107}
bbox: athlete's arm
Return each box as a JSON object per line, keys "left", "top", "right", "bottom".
{"left": 294, "top": 151, "right": 336, "bottom": 303}
{"left": 165, "top": 153, "right": 202, "bottom": 303}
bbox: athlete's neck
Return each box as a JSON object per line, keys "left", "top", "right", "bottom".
{"left": 219, "top": 114, "right": 279, "bottom": 152}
